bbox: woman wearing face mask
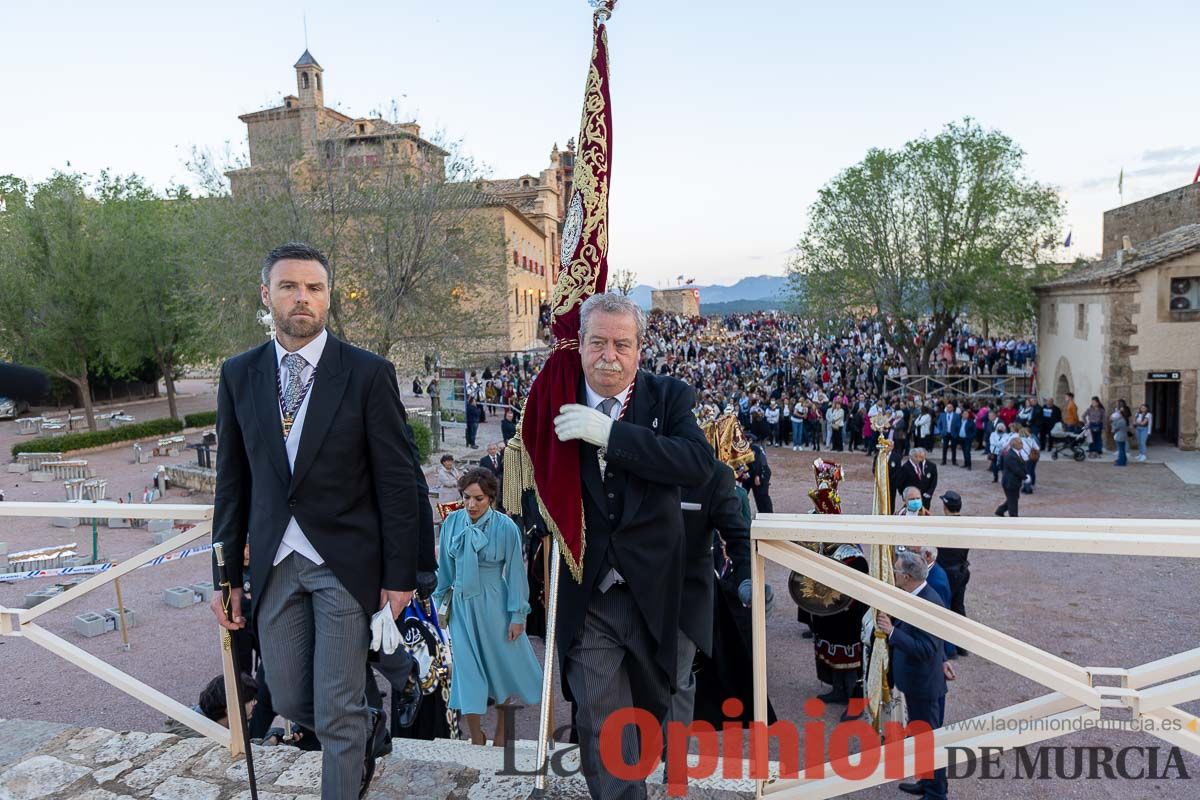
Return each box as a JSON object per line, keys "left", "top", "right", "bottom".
{"left": 433, "top": 468, "right": 542, "bottom": 746}
{"left": 1110, "top": 400, "right": 1130, "bottom": 467}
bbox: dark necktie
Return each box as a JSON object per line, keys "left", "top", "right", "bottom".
{"left": 596, "top": 398, "right": 617, "bottom": 476}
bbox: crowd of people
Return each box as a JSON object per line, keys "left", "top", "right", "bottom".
{"left": 208, "top": 241, "right": 1145, "bottom": 800}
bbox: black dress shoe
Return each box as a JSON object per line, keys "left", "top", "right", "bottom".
{"left": 817, "top": 688, "right": 849, "bottom": 705}
{"left": 361, "top": 708, "right": 386, "bottom": 798}
{"left": 897, "top": 781, "right": 925, "bottom": 795}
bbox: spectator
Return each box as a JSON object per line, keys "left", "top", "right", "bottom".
{"left": 1133, "top": 403, "right": 1152, "bottom": 462}
{"left": 895, "top": 447, "right": 938, "bottom": 510}
{"left": 995, "top": 436, "right": 1027, "bottom": 517}
{"left": 790, "top": 401, "right": 806, "bottom": 452}
{"left": 1019, "top": 426, "right": 1040, "bottom": 495}
{"left": 765, "top": 399, "right": 782, "bottom": 447}
{"left": 743, "top": 437, "right": 774, "bottom": 513}
{"left": 1084, "top": 396, "right": 1106, "bottom": 458}
{"left": 165, "top": 674, "right": 257, "bottom": 737}
{"left": 987, "top": 422, "right": 1011, "bottom": 483}
{"left": 478, "top": 443, "right": 503, "bottom": 478}
{"left": 1036, "top": 397, "right": 1062, "bottom": 451}
{"left": 937, "top": 491, "right": 970, "bottom": 657}
{"left": 435, "top": 454, "right": 462, "bottom": 504}
{"left": 1111, "top": 400, "right": 1130, "bottom": 467}
{"left": 465, "top": 397, "right": 483, "bottom": 449}
{"left": 956, "top": 402, "right": 974, "bottom": 470}
{"left": 937, "top": 403, "right": 959, "bottom": 467}
{"left": 896, "top": 486, "right": 929, "bottom": 517}
{"left": 828, "top": 400, "right": 846, "bottom": 452}
{"left": 501, "top": 407, "right": 518, "bottom": 445}
{"left": 1063, "top": 392, "right": 1080, "bottom": 433}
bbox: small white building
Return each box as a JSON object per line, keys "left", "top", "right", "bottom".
{"left": 1035, "top": 224, "right": 1200, "bottom": 449}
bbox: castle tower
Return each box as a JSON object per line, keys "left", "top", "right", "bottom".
{"left": 294, "top": 50, "right": 324, "bottom": 158}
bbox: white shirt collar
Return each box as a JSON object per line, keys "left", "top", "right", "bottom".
{"left": 584, "top": 378, "right": 632, "bottom": 418}
{"left": 274, "top": 328, "right": 328, "bottom": 371}
{"left": 910, "top": 580, "right": 927, "bottom": 596}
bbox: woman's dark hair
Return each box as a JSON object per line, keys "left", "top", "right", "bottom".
{"left": 261, "top": 242, "right": 331, "bottom": 286}
{"left": 198, "top": 673, "right": 256, "bottom": 722}
{"left": 458, "top": 467, "right": 499, "bottom": 500}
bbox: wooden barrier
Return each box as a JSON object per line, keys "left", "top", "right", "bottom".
{"left": 750, "top": 514, "right": 1200, "bottom": 799}
{"left": 0, "top": 502, "right": 233, "bottom": 752}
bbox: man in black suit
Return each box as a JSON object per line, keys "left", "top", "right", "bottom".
{"left": 876, "top": 550, "right": 955, "bottom": 800}
{"left": 210, "top": 243, "right": 419, "bottom": 800}
{"left": 995, "top": 437, "right": 1027, "bottom": 517}
{"left": 478, "top": 442, "right": 504, "bottom": 477}
{"left": 895, "top": 447, "right": 938, "bottom": 510}
{"left": 552, "top": 293, "right": 713, "bottom": 800}
{"left": 745, "top": 439, "right": 774, "bottom": 513}
{"left": 1035, "top": 397, "right": 1063, "bottom": 451}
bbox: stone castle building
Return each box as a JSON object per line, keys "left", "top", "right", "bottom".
{"left": 229, "top": 51, "right": 576, "bottom": 353}
{"left": 1036, "top": 182, "right": 1200, "bottom": 449}
{"left": 652, "top": 287, "right": 701, "bottom": 316}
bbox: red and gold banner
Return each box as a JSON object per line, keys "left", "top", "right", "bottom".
{"left": 512, "top": 5, "right": 615, "bottom": 582}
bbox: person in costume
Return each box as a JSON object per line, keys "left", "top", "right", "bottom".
{"left": 673, "top": 409, "right": 778, "bottom": 756}
{"left": 433, "top": 467, "right": 542, "bottom": 746}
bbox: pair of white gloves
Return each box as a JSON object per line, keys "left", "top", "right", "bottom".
{"left": 367, "top": 405, "right": 612, "bottom": 656}
{"left": 370, "top": 607, "right": 402, "bottom": 654}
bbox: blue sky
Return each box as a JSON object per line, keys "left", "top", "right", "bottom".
{"left": 3, "top": 0, "right": 1199, "bottom": 286}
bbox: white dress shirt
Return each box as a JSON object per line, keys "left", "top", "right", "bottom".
{"left": 272, "top": 328, "right": 328, "bottom": 567}
{"left": 887, "top": 581, "right": 928, "bottom": 639}
{"left": 582, "top": 379, "right": 631, "bottom": 591}
{"left": 583, "top": 380, "right": 631, "bottom": 421}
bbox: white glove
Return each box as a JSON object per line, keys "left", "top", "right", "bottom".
{"left": 369, "top": 607, "right": 402, "bottom": 655}
{"left": 554, "top": 404, "right": 614, "bottom": 448}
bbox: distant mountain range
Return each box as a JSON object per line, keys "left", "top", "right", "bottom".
{"left": 628, "top": 275, "right": 793, "bottom": 313}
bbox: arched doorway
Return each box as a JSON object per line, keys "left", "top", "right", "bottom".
{"left": 1056, "top": 374, "right": 1070, "bottom": 404}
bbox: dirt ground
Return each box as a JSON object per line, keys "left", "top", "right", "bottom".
{"left": 2, "top": 387, "right": 1198, "bottom": 798}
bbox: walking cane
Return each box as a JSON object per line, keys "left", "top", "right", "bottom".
{"left": 214, "top": 542, "right": 259, "bottom": 800}
{"left": 528, "top": 535, "right": 562, "bottom": 800}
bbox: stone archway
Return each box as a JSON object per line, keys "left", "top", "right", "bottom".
{"left": 1054, "top": 356, "right": 1074, "bottom": 405}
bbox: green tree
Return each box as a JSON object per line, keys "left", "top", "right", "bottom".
{"left": 0, "top": 173, "right": 109, "bottom": 430}
{"left": 790, "top": 118, "right": 1062, "bottom": 372}
{"left": 92, "top": 173, "right": 220, "bottom": 421}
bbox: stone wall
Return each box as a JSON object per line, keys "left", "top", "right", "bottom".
{"left": 651, "top": 288, "right": 700, "bottom": 317}
{"left": 1102, "top": 182, "right": 1200, "bottom": 258}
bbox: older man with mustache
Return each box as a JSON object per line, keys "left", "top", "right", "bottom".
{"left": 552, "top": 293, "right": 715, "bottom": 800}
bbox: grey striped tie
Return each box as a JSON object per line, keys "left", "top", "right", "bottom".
{"left": 281, "top": 352, "right": 309, "bottom": 417}
{"left": 596, "top": 398, "right": 617, "bottom": 477}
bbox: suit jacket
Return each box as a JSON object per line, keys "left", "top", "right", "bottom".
{"left": 895, "top": 460, "right": 938, "bottom": 501}
{"left": 1000, "top": 448, "right": 1027, "bottom": 490}
{"left": 212, "top": 334, "right": 421, "bottom": 619}
{"left": 477, "top": 452, "right": 503, "bottom": 477}
{"left": 680, "top": 462, "right": 751, "bottom": 657}
{"left": 889, "top": 583, "right": 948, "bottom": 700}
{"left": 556, "top": 369, "right": 714, "bottom": 698}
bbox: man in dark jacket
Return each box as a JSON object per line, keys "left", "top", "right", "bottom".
{"left": 744, "top": 439, "right": 774, "bottom": 513}
{"left": 894, "top": 447, "right": 938, "bottom": 510}
{"left": 995, "top": 437, "right": 1027, "bottom": 517}
{"left": 876, "top": 550, "right": 954, "bottom": 800}
{"left": 1035, "top": 397, "right": 1063, "bottom": 451}
{"left": 552, "top": 294, "right": 713, "bottom": 800}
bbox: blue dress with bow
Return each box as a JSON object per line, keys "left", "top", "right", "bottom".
{"left": 433, "top": 508, "right": 543, "bottom": 715}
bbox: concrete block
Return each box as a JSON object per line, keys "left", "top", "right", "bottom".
{"left": 52, "top": 517, "right": 79, "bottom": 528}
{"left": 151, "top": 528, "right": 176, "bottom": 545}
{"left": 103, "top": 607, "right": 137, "bottom": 629}
{"left": 163, "top": 586, "right": 196, "bottom": 608}
{"left": 107, "top": 517, "right": 131, "bottom": 529}
{"left": 189, "top": 583, "right": 213, "bottom": 603}
{"left": 74, "top": 612, "right": 108, "bottom": 638}
{"left": 29, "top": 471, "right": 53, "bottom": 483}
{"left": 23, "top": 586, "right": 63, "bottom": 609}
{"left": 6, "top": 463, "right": 28, "bottom": 474}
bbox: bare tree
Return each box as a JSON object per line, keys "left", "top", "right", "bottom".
{"left": 610, "top": 267, "right": 638, "bottom": 297}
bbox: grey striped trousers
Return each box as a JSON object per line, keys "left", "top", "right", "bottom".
{"left": 564, "top": 583, "right": 670, "bottom": 800}
{"left": 257, "top": 552, "right": 370, "bottom": 800}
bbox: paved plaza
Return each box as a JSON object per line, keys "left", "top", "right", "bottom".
{"left": 1, "top": 385, "right": 1198, "bottom": 798}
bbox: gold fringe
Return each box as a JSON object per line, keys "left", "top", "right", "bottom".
{"left": 502, "top": 431, "right": 586, "bottom": 584}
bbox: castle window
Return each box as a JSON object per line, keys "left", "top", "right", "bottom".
{"left": 1075, "top": 304, "right": 1086, "bottom": 334}
{"left": 391, "top": 143, "right": 399, "bottom": 154}
{"left": 357, "top": 123, "right": 366, "bottom": 135}
{"left": 301, "top": 73, "right": 310, "bottom": 90}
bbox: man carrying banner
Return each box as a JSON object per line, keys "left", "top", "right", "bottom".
{"left": 553, "top": 292, "right": 713, "bottom": 799}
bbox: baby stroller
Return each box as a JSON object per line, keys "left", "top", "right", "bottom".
{"left": 1049, "top": 423, "right": 1087, "bottom": 461}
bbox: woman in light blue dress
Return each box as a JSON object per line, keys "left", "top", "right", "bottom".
{"left": 433, "top": 467, "right": 543, "bottom": 745}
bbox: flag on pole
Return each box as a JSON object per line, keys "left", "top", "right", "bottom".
{"left": 1064, "top": 230, "right": 1072, "bottom": 248}
{"left": 506, "top": 1, "right": 616, "bottom": 582}
{"left": 1118, "top": 168, "right": 1124, "bottom": 196}
{"left": 1193, "top": 163, "right": 1200, "bottom": 184}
